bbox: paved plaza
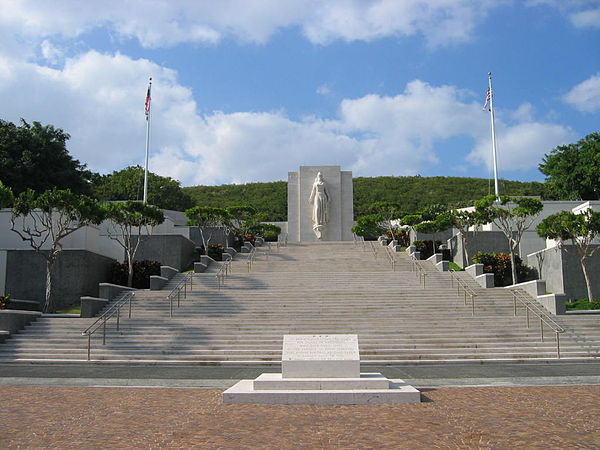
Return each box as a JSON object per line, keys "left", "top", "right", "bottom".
{"left": 1, "top": 383, "right": 599, "bottom": 448}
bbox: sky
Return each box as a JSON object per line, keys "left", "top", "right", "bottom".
{"left": 1, "top": 0, "right": 599, "bottom": 187}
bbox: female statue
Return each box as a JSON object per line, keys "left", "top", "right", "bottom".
{"left": 308, "top": 172, "right": 329, "bottom": 239}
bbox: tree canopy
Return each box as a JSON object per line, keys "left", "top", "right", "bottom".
{"left": 0, "top": 119, "right": 92, "bottom": 195}
{"left": 539, "top": 132, "right": 600, "bottom": 201}
{"left": 92, "top": 166, "right": 194, "bottom": 211}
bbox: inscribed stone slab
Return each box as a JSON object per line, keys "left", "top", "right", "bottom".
{"left": 282, "top": 334, "right": 360, "bottom": 379}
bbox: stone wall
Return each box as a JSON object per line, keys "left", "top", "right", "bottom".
{"left": 449, "top": 231, "right": 510, "bottom": 268}
{"left": 132, "top": 234, "right": 197, "bottom": 271}
{"left": 527, "top": 245, "right": 600, "bottom": 301}
{"left": 3, "top": 249, "right": 115, "bottom": 309}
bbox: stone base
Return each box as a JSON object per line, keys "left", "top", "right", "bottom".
{"left": 222, "top": 373, "right": 421, "bottom": 405}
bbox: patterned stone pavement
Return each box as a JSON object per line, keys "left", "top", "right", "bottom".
{"left": 1, "top": 385, "right": 599, "bottom": 449}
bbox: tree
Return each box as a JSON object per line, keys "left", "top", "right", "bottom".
{"left": 104, "top": 201, "right": 165, "bottom": 287}
{"left": 7, "top": 188, "right": 104, "bottom": 312}
{"left": 226, "top": 205, "right": 259, "bottom": 236}
{"left": 185, "top": 206, "right": 231, "bottom": 251}
{"left": 0, "top": 180, "right": 14, "bottom": 208}
{"left": 449, "top": 208, "right": 490, "bottom": 268}
{"left": 475, "top": 195, "right": 543, "bottom": 286}
{"left": 92, "top": 166, "right": 194, "bottom": 211}
{"left": 413, "top": 212, "right": 454, "bottom": 255}
{"left": 539, "top": 132, "right": 600, "bottom": 201}
{"left": 351, "top": 214, "right": 385, "bottom": 240}
{"left": 368, "top": 201, "right": 403, "bottom": 240}
{"left": 400, "top": 214, "right": 423, "bottom": 244}
{"left": 537, "top": 210, "right": 600, "bottom": 302}
{"left": 0, "top": 119, "right": 93, "bottom": 194}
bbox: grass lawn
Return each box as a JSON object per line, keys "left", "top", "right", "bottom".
{"left": 448, "top": 261, "right": 464, "bottom": 271}
{"left": 565, "top": 299, "right": 600, "bottom": 311}
{"left": 56, "top": 305, "right": 81, "bottom": 314}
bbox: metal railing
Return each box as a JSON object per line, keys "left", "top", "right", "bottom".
{"left": 509, "top": 287, "right": 565, "bottom": 358}
{"left": 215, "top": 256, "right": 232, "bottom": 289}
{"left": 82, "top": 291, "right": 135, "bottom": 361}
{"left": 353, "top": 234, "right": 366, "bottom": 251}
{"left": 277, "top": 233, "right": 288, "bottom": 248}
{"left": 449, "top": 269, "right": 478, "bottom": 316}
{"left": 166, "top": 272, "right": 194, "bottom": 317}
{"left": 246, "top": 247, "right": 257, "bottom": 272}
{"left": 384, "top": 246, "right": 396, "bottom": 271}
{"left": 409, "top": 254, "right": 427, "bottom": 288}
{"left": 369, "top": 241, "right": 378, "bottom": 259}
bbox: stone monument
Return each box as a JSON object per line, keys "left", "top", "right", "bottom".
{"left": 222, "top": 334, "right": 421, "bottom": 405}
{"left": 288, "top": 166, "right": 354, "bottom": 242}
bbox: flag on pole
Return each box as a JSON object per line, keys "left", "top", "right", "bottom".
{"left": 483, "top": 87, "right": 492, "bottom": 111}
{"left": 144, "top": 80, "right": 152, "bottom": 119}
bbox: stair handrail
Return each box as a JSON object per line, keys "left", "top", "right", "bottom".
{"left": 166, "top": 272, "right": 194, "bottom": 318}
{"left": 277, "top": 232, "right": 288, "bottom": 248}
{"left": 509, "top": 287, "right": 565, "bottom": 358}
{"left": 369, "top": 241, "right": 378, "bottom": 259}
{"left": 81, "top": 290, "right": 135, "bottom": 361}
{"left": 384, "top": 246, "right": 396, "bottom": 271}
{"left": 409, "top": 254, "right": 427, "bottom": 288}
{"left": 215, "top": 258, "right": 231, "bottom": 289}
{"left": 246, "top": 247, "right": 257, "bottom": 272}
{"left": 449, "top": 269, "right": 478, "bottom": 316}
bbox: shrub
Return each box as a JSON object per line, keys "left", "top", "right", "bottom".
{"left": 386, "top": 230, "right": 410, "bottom": 247}
{"left": 472, "top": 252, "right": 537, "bottom": 287}
{"left": 207, "top": 244, "right": 225, "bottom": 261}
{"left": 249, "top": 223, "right": 282, "bottom": 242}
{"left": 0, "top": 294, "right": 10, "bottom": 310}
{"left": 352, "top": 214, "right": 385, "bottom": 240}
{"left": 413, "top": 240, "right": 442, "bottom": 260}
{"left": 110, "top": 260, "right": 161, "bottom": 289}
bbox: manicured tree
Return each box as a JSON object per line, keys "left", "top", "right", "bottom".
{"left": 351, "top": 214, "right": 385, "bottom": 240}
{"left": 400, "top": 214, "right": 423, "bottom": 244}
{"left": 475, "top": 195, "right": 543, "bottom": 286}
{"left": 103, "top": 201, "right": 165, "bottom": 288}
{"left": 450, "top": 208, "right": 489, "bottom": 268}
{"left": 8, "top": 188, "right": 105, "bottom": 312}
{"left": 185, "top": 206, "right": 232, "bottom": 252}
{"left": 225, "top": 205, "right": 269, "bottom": 239}
{"left": 537, "top": 210, "right": 600, "bottom": 302}
{"left": 368, "top": 201, "right": 403, "bottom": 240}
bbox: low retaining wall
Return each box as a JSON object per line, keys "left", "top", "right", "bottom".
{"left": 0, "top": 310, "right": 42, "bottom": 334}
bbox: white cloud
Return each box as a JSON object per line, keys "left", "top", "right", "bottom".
{"left": 563, "top": 73, "right": 600, "bottom": 113}
{"left": 467, "top": 122, "right": 574, "bottom": 172}
{"left": 570, "top": 7, "right": 600, "bottom": 28}
{"left": 0, "top": 0, "right": 499, "bottom": 55}
{"left": 0, "top": 48, "right": 573, "bottom": 186}
{"left": 316, "top": 85, "right": 331, "bottom": 96}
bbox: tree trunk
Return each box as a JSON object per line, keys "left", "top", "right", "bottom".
{"left": 127, "top": 257, "right": 134, "bottom": 288}
{"left": 44, "top": 259, "right": 54, "bottom": 313}
{"left": 462, "top": 233, "right": 469, "bottom": 268}
{"left": 580, "top": 256, "right": 595, "bottom": 302}
{"left": 509, "top": 248, "right": 518, "bottom": 286}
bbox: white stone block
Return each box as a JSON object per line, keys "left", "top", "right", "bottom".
{"left": 222, "top": 379, "right": 421, "bottom": 405}
{"left": 253, "top": 373, "right": 390, "bottom": 390}
{"left": 282, "top": 334, "right": 359, "bottom": 378}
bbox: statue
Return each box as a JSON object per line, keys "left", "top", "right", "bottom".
{"left": 308, "top": 172, "right": 329, "bottom": 239}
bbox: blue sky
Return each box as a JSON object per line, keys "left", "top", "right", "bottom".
{"left": 1, "top": 0, "right": 599, "bottom": 186}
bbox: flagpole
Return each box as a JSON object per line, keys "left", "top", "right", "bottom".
{"left": 487, "top": 72, "right": 500, "bottom": 199}
{"left": 143, "top": 77, "right": 152, "bottom": 204}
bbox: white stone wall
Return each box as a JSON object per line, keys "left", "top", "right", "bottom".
{"left": 288, "top": 166, "right": 354, "bottom": 242}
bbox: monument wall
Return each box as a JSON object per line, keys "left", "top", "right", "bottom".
{"left": 288, "top": 166, "right": 354, "bottom": 242}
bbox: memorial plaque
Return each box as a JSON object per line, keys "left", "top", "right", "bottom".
{"left": 282, "top": 334, "right": 360, "bottom": 378}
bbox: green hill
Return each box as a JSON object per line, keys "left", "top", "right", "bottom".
{"left": 183, "top": 176, "right": 545, "bottom": 221}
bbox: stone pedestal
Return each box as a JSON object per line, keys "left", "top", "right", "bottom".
{"left": 222, "top": 334, "right": 421, "bottom": 405}
{"left": 288, "top": 166, "right": 354, "bottom": 242}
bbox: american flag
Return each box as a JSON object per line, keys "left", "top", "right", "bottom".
{"left": 483, "top": 88, "right": 492, "bottom": 111}
{"left": 144, "top": 81, "right": 152, "bottom": 119}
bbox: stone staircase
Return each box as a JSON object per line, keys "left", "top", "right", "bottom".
{"left": 0, "top": 241, "right": 599, "bottom": 363}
